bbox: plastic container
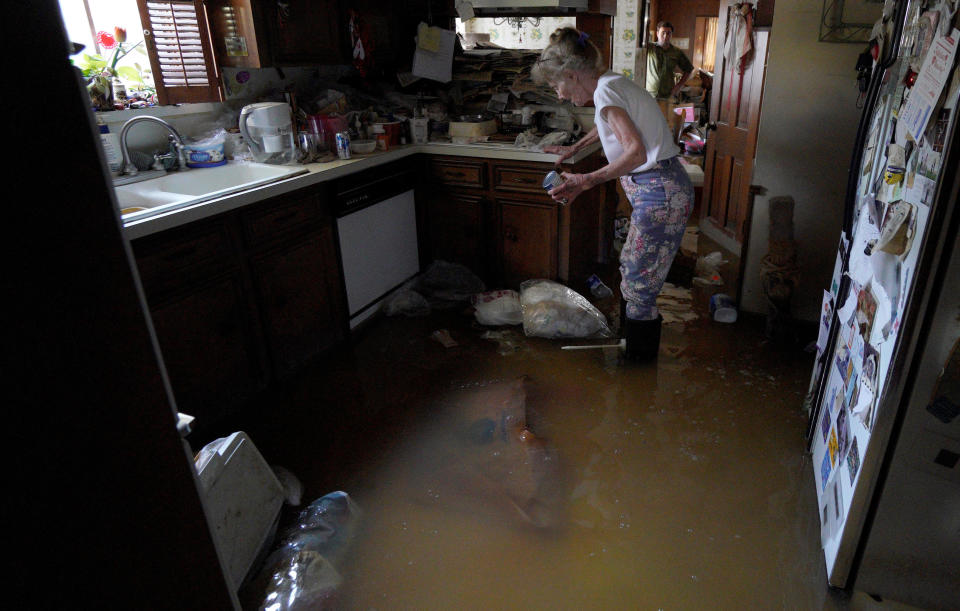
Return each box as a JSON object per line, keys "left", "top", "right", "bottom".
{"left": 194, "top": 431, "right": 285, "bottom": 590}
{"left": 350, "top": 139, "right": 377, "bottom": 154}
{"left": 710, "top": 293, "right": 738, "bottom": 323}
{"left": 586, "top": 274, "right": 613, "bottom": 299}
{"left": 184, "top": 140, "right": 226, "bottom": 168}
{"left": 97, "top": 118, "right": 123, "bottom": 176}
{"left": 411, "top": 117, "right": 429, "bottom": 144}
{"left": 375, "top": 121, "right": 402, "bottom": 146}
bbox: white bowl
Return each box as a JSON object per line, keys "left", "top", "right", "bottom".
{"left": 350, "top": 139, "right": 377, "bottom": 154}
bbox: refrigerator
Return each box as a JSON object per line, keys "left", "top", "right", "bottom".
{"left": 805, "top": 0, "right": 960, "bottom": 607}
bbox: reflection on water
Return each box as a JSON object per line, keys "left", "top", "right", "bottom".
{"left": 243, "top": 312, "right": 841, "bottom": 609}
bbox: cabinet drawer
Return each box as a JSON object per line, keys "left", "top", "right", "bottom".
{"left": 429, "top": 158, "right": 487, "bottom": 189}
{"left": 241, "top": 192, "right": 321, "bottom": 247}
{"left": 133, "top": 219, "right": 235, "bottom": 294}
{"left": 493, "top": 165, "right": 550, "bottom": 195}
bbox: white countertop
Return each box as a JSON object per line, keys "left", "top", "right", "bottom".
{"left": 121, "top": 141, "right": 704, "bottom": 240}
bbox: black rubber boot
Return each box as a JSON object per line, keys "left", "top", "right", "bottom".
{"left": 623, "top": 315, "right": 662, "bottom": 361}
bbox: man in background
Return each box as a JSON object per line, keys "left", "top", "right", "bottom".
{"left": 645, "top": 21, "right": 694, "bottom": 102}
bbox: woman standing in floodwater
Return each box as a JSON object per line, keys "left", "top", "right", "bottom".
{"left": 534, "top": 27, "right": 694, "bottom": 361}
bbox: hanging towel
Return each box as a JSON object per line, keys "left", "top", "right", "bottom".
{"left": 724, "top": 2, "right": 755, "bottom": 74}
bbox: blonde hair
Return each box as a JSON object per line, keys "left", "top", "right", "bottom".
{"left": 532, "top": 27, "right": 605, "bottom": 84}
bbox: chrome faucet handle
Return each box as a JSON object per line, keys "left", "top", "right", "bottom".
{"left": 171, "top": 137, "right": 190, "bottom": 171}
{"left": 151, "top": 152, "right": 168, "bottom": 171}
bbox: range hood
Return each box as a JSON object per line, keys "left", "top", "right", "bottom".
{"left": 465, "top": 0, "right": 589, "bottom": 16}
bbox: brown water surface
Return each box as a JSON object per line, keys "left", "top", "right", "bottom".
{"left": 237, "top": 308, "right": 903, "bottom": 610}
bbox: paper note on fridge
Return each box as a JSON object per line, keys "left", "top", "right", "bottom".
{"left": 899, "top": 29, "right": 959, "bottom": 144}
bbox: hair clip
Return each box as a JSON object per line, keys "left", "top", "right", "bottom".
{"left": 577, "top": 31, "right": 590, "bottom": 48}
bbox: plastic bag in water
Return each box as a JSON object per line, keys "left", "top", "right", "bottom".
{"left": 519, "top": 279, "right": 613, "bottom": 339}
{"left": 259, "top": 492, "right": 361, "bottom": 611}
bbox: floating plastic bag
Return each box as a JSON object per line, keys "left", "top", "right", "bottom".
{"left": 259, "top": 491, "right": 361, "bottom": 611}
{"left": 473, "top": 290, "right": 523, "bottom": 326}
{"left": 519, "top": 279, "right": 613, "bottom": 339}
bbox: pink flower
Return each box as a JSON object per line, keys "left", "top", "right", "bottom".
{"left": 96, "top": 30, "right": 117, "bottom": 50}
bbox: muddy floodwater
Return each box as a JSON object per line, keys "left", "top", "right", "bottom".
{"left": 238, "top": 307, "right": 888, "bottom": 610}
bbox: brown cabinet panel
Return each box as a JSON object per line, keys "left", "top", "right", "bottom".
{"left": 250, "top": 227, "right": 345, "bottom": 377}
{"left": 268, "top": 0, "right": 343, "bottom": 65}
{"left": 240, "top": 190, "right": 322, "bottom": 248}
{"left": 498, "top": 197, "right": 558, "bottom": 289}
{"left": 133, "top": 219, "right": 234, "bottom": 298}
{"left": 429, "top": 157, "right": 488, "bottom": 189}
{"left": 149, "top": 271, "right": 263, "bottom": 426}
{"left": 426, "top": 189, "right": 488, "bottom": 280}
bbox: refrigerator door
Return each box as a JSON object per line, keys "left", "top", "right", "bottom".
{"left": 808, "top": 0, "right": 960, "bottom": 588}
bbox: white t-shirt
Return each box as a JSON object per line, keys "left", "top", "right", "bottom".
{"left": 593, "top": 71, "right": 679, "bottom": 173}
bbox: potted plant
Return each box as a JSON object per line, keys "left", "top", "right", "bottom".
{"left": 72, "top": 28, "right": 147, "bottom": 110}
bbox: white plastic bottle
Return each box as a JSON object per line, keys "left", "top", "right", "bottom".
{"left": 97, "top": 116, "right": 123, "bottom": 176}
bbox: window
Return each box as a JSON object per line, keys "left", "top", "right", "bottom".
{"left": 455, "top": 17, "right": 577, "bottom": 50}
{"left": 59, "top": 0, "right": 221, "bottom": 106}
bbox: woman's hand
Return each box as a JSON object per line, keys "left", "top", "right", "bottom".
{"left": 548, "top": 172, "right": 592, "bottom": 204}
{"left": 543, "top": 144, "right": 576, "bottom": 166}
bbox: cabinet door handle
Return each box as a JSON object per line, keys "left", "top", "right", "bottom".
{"left": 512, "top": 177, "right": 535, "bottom": 184}
{"left": 446, "top": 171, "right": 466, "bottom": 178}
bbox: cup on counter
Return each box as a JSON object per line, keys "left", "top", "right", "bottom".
{"left": 297, "top": 131, "right": 320, "bottom": 163}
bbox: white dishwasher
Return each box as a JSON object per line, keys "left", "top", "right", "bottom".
{"left": 335, "top": 167, "right": 420, "bottom": 328}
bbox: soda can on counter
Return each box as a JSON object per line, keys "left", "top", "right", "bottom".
{"left": 335, "top": 131, "right": 351, "bottom": 160}
{"left": 543, "top": 170, "right": 568, "bottom": 205}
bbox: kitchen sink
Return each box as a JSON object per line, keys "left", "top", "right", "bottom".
{"left": 115, "top": 162, "right": 308, "bottom": 220}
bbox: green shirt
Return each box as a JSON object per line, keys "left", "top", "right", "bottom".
{"left": 645, "top": 44, "right": 694, "bottom": 99}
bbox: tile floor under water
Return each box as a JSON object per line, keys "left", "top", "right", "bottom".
{"left": 233, "top": 302, "right": 911, "bottom": 610}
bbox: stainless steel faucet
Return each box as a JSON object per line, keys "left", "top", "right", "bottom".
{"left": 119, "top": 115, "right": 189, "bottom": 176}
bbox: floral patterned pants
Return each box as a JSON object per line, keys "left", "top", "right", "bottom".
{"left": 619, "top": 157, "right": 694, "bottom": 321}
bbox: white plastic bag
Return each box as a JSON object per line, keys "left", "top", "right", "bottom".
{"left": 519, "top": 279, "right": 613, "bottom": 339}
{"left": 473, "top": 290, "right": 523, "bottom": 326}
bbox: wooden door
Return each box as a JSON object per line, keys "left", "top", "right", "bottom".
{"left": 498, "top": 197, "right": 558, "bottom": 289}
{"left": 702, "top": 0, "right": 769, "bottom": 243}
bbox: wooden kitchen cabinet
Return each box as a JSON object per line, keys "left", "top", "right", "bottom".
{"left": 148, "top": 272, "right": 262, "bottom": 425}
{"left": 133, "top": 218, "right": 264, "bottom": 428}
{"left": 205, "top": 0, "right": 343, "bottom": 68}
{"left": 424, "top": 153, "right": 605, "bottom": 293}
{"left": 131, "top": 185, "right": 346, "bottom": 433}
{"left": 267, "top": 0, "right": 343, "bottom": 65}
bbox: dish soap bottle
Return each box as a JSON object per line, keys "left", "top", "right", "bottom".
{"left": 97, "top": 116, "right": 123, "bottom": 176}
